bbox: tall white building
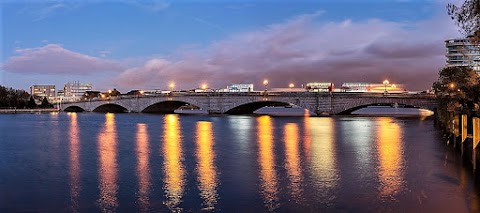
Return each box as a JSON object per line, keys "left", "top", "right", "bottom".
{"left": 61, "top": 81, "right": 92, "bottom": 101}
{"left": 445, "top": 37, "right": 480, "bottom": 74}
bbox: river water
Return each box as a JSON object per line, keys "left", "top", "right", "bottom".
{"left": 0, "top": 113, "right": 479, "bottom": 212}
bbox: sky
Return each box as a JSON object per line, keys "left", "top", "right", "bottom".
{"left": 0, "top": 0, "right": 465, "bottom": 92}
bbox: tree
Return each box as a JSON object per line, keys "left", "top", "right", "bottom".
{"left": 26, "top": 96, "right": 37, "bottom": 109}
{"left": 448, "top": 0, "right": 480, "bottom": 42}
{"left": 433, "top": 66, "right": 479, "bottom": 98}
{"left": 40, "top": 97, "right": 53, "bottom": 108}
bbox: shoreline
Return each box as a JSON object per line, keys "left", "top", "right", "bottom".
{"left": 0, "top": 108, "right": 59, "bottom": 114}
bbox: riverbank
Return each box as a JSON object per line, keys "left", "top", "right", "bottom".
{"left": 435, "top": 108, "right": 480, "bottom": 172}
{"left": 0, "top": 108, "right": 59, "bottom": 114}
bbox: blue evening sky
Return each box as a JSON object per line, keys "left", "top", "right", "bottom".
{"left": 0, "top": 0, "right": 461, "bottom": 91}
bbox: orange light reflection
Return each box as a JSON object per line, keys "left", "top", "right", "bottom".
{"left": 136, "top": 123, "right": 151, "bottom": 212}
{"left": 162, "top": 114, "right": 185, "bottom": 211}
{"left": 196, "top": 121, "right": 218, "bottom": 210}
{"left": 376, "top": 117, "right": 404, "bottom": 198}
{"left": 284, "top": 123, "right": 303, "bottom": 200}
{"left": 257, "top": 116, "right": 279, "bottom": 211}
{"left": 308, "top": 117, "right": 338, "bottom": 193}
{"left": 68, "top": 113, "right": 80, "bottom": 212}
{"left": 97, "top": 113, "right": 118, "bottom": 212}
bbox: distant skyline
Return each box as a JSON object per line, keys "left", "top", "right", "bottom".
{"left": 1, "top": 0, "right": 464, "bottom": 92}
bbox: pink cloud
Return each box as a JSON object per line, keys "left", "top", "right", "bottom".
{"left": 115, "top": 11, "right": 461, "bottom": 91}
{"left": 3, "top": 44, "right": 125, "bottom": 74}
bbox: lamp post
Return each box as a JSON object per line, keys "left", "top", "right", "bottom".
{"left": 263, "top": 79, "right": 269, "bottom": 91}
{"left": 202, "top": 84, "right": 207, "bottom": 91}
{"left": 449, "top": 83, "right": 455, "bottom": 97}
{"left": 383, "top": 80, "right": 389, "bottom": 95}
{"left": 169, "top": 83, "right": 175, "bottom": 91}
{"left": 289, "top": 83, "right": 294, "bottom": 90}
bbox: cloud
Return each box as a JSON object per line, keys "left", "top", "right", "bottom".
{"left": 16, "top": 1, "right": 81, "bottom": 21}
{"left": 115, "top": 10, "right": 460, "bottom": 91}
{"left": 2, "top": 44, "right": 125, "bottom": 74}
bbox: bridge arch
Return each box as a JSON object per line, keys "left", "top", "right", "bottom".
{"left": 225, "top": 101, "right": 293, "bottom": 115}
{"left": 141, "top": 100, "right": 200, "bottom": 113}
{"left": 93, "top": 103, "right": 129, "bottom": 113}
{"left": 64, "top": 105, "right": 85, "bottom": 112}
{"left": 337, "top": 103, "right": 419, "bottom": 115}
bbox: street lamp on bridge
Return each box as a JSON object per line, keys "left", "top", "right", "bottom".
{"left": 263, "top": 79, "right": 269, "bottom": 91}
{"left": 383, "top": 80, "right": 389, "bottom": 95}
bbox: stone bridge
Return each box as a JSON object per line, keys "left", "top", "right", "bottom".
{"left": 60, "top": 92, "right": 437, "bottom": 115}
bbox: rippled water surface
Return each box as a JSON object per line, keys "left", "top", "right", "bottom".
{"left": 0, "top": 113, "right": 479, "bottom": 212}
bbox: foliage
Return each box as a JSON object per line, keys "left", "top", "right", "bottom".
{"left": 40, "top": 97, "right": 53, "bottom": 108}
{"left": 432, "top": 66, "right": 480, "bottom": 104}
{"left": 448, "top": 0, "right": 480, "bottom": 42}
{"left": 0, "top": 85, "right": 33, "bottom": 108}
{"left": 26, "top": 96, "right": 37, "bottom": 109}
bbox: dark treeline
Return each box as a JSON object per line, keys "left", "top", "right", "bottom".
{"left": 0, "top": 85, "right": 41, "bottom": 109}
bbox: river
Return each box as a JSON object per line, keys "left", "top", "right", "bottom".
{"left": 0, "top": 113, "right": 479, "bottom": 212}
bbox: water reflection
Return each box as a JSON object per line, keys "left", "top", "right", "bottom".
{"left": 162, "top": 114, "right": 185, "bottom": 211}
{"left": 97, "top": 113, "right": 118, "bottom": 212}
{"left": 342, "top": 119, "right": 374, "bottom": 174}
{"left": 257, "top": 116, "right": 279, "bottom": 211}
{"left": 195, "top": 121, "right": 218, "bottom": 210}
{"left": 68, "top": 113, "right": 81, "bottom": 212}
{"left": 376, "top": 117, "right": 404, "bottom": 199}
{"left": 307, "top": 117, "right": 338, "bottom": 200}
{"left": 284, "top": 123, "right": 303, "bottom": 201}
{"left": 136, "top": 124, "right": 150, "bottom": 212}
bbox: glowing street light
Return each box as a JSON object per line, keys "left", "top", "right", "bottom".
{"left": 108, "top": 89, "right": 112, "bottom": 94}
{"left": 449, "top": 83, "right": 455, "bottom": 89}
{"left": 201, "top": 84, "right": 207, "bottom": 90}
{"left": 139, "top": 90, "right": 144, "bottom": 95}
{"left": 169, "top": 82, "right": 175, "bottom": 91}
{"left": 289, "top": 83, "right": 295, "bottom": 88}
{"left": 383, "top": 80, "right": 389, "bottom": 94}
{"left": 263, "top": 79, "right": 269, "bottom": 91}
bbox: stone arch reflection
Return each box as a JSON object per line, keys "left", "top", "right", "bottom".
{"left": 195, "top": 121, "right": 218, "bottom": 210}
{"left": 257, "top": 116, "right": 279, "bottom": 211}
{"left": 376, "top": 117, "right": 404, "bottom": 198}
{"left": 136, "top": 123, "right": 151, "bottom": 212}
{"left": 97, "top": 113, "right": 119, "bottom": 212}
{"left": 162, "top": 114, "right": 185, "bottom": 211}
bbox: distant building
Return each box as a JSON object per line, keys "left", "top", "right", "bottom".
{"left": 445, "top": 37, "right": 480, "bottom": 74}
{"left": 30, "top": 85, "right": 56, "bottom": 103}
{"left": 62, "top": 81, "right": 92, "bottom": 102}
{"left": 225, "top": 84, "right": 254, "bottom": 92}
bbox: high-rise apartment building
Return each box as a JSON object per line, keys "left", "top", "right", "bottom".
{"left": 445, "top": 37, "right": 480, "bottom": 74}
{"left": 64, "top": 81, "right": 92, "bottom": 97}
